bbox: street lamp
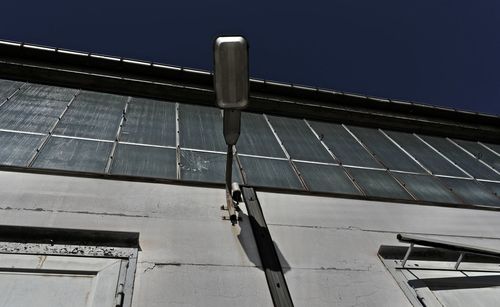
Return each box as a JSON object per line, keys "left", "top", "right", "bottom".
{"left": 213, "top": 36, "right": 249, "bottom": 224}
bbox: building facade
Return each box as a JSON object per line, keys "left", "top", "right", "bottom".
{"left": 0, "top": 39, "right": 499, "bottom": 306}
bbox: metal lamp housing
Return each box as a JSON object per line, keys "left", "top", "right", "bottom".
{"left": 214, "top": 36, "right": 249, "bottom": 110}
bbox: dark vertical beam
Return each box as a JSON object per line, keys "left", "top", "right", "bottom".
{"left": 242, "top": 187, "right": 294, "bottom": 307}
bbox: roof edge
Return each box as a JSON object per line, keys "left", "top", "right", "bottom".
{"left": 0, "top": 39, "right": 498, "bottom": 142}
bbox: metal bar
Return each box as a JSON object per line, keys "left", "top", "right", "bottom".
{"left": 479, "top": 142, "right": 500, "bottom": 157}
{"left": 105, "top": 97, "right": 130, "bottom": 173}
{"left": 0, "top": 128, "right": 45, "bottom": 136}
{"left": 50, "top": 134, "right": 115, "bottom": 143}
{"left": 477, "top": 178, "right": 500, "bottom": 184}
{"left": 180, "top": 147, "right": 227, "bottom": 155}
{"left": 397, "top": 233, "right": 500, "bottom": 259}
{"left": 402, "top": 243, "right": 414, "bottom": 267}
{"left": 455, "top": 252, "right": 465, "bottom": 270}
{"left": 119, "top": 141, "right": 176, "bottom": 150}
{"left": 237, "top": 152, "right": 289, "bottom": 161}
{"left": 175, "top": 102, "right": 181, "bottom": 180}
{"left": 242, "top": 187, "right": 294, "bottom": 307}
{"left": 233, "top": 150, "right": 248, "bottom": 185}
{"left": 225, "top": 145, "right": 237, "bottom": 224}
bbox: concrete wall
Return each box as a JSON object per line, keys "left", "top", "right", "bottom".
{"left": 0, "top": 170, "right": 499, "bottom": 306}
{"left": 257, "top": 192, "right": 500, "bottom": 306}
{"left": 0, "top": 171, "right": 272, "bottom": 307}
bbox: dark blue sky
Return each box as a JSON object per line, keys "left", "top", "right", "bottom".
{"left": 1, "top": 1, "right": 499, "bottom": 114}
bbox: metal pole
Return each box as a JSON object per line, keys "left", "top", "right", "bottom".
{"left": 225, "top": 145, "right": 237, "bottom": 224}
{"left": 397, "top": 233, "right": 500, "bottom": 259}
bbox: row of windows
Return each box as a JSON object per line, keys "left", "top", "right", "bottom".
{"left": 0, "top": 80, "right": 498, "bottom": 207}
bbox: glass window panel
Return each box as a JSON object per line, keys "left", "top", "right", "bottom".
{"left": 179, "top": 104, "right": 226, "bottom": 152}
{"left": 180, "top": 150, "right": 240, "bottom": 183}
{"left": 387, "top": 131, "right": 467, "bottom": 177}
{"left": 422, "top": 136, "right": 499, "bottom": 181}
{"left": 0, "top": 131, "right": 43, "bottom": 166}
{"left": 439, "top": 178, "right": 500, "bottom": 207}
{"left": 33, "top": 137, "right": 112, "bottom": 173}
{"left": 348, "top": 126, "right": 424, "bottom": 172}
{"left": 236, "top": 112, "right": 285, "bottom": 158}
{"left": 295, "top": 162, "right": 360, "bottom": 195}
{"left": 0, "top": 84, "right": 75, "bottom": 133}
{"left": 308, "top": 121, "right": 382, "bottom": 168}
{"left": 480, "top": 182, "right": 499, "bottom": 197}
{"left": 267, "top": 116, "right": 334, "bottom": 163}
{"left": 120, "top": 98, "right": 176, "bottom": 146}
{"left": 346, "top": 168, "right": 413, "bottom": 200}
{"left": 111, "top": 144, "right": 176, "bottom": 179}
{"left": 392, "top": 173, "right": 462, "bottom": 204}
{"left": 238, "top": 156, "right": 303, "bottom": 189}
{"left": 20, "top": 83, "right": 76, "bottom": 101}
{"left": 454, "top": 139, "right": 500, "bottom": 172}
{"left": 0, "top": 79, "right": 23, "bottom": 100}
{"left": 53, "top": 91, "right": 127, "bottom": 140}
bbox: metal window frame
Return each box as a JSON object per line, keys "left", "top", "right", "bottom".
{"left": 379, "top": 235, "right": 500, "bottom": 307}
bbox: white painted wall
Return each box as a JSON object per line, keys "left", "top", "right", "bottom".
{"left": 257, "top": 192, "right": 500, "bottom": 307}
{"left": 0, "top": 170, "right": 499, "bottom": 306}
{"left": 0, "top": 171, "right": 273, "bottom": 307}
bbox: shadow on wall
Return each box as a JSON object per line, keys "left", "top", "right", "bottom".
{"left": 236, "top": 210, "right": 290, "bottom": 274}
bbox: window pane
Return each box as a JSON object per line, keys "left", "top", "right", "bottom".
{"left": 267, "top": 116, "right": 334, "bottom": 163}
{"left": 347, "top": 168, "right": 412, "bottom": 200}
{"left": 439, "top": 178, "right": 499, "bottom": 207}
{"left": 479, "top": 182, "right": 499, "bottom": 197}
{"left": 238, "top": 156, "right": 303, "bottom": 189}
{"left": 348, "top": 126, "right": 424, "bottom": 172}
{"left": 308, "top": 121, "right": 382, "bottom": 168}
{"left": 237, "top": 112, "right": 285, "bottom": 158}
{"left": 392, "top": 173, "right": 462, "bottom": 204}
{"left": 53, "top": 91, "right": 127, "bottom": 140}
{"left": 180, "top": 150, "right": 240, "bottom": 183}
{"left": 0, "top": 84, "right": 75, "bottom": 133}
{"left": 33, "top": 137, "right": 112, "bottom": 173}
{"left": 295, "top": 162, "right": 360, "bottom": 195}
{"left": 111, "top": 144, "right": 176, "bottom": 179}
{"left": 387, "top": 131, "right": 467, "bottom": 177}
{"left": 179, "top": 104, "right": 226, "bottom": 152}
{"left": 0, "top": 131, "right": 43, "bottom": 166}
{"left": 453, "top": 139, "right": 500, "bottom": 172}
{"left": 120, "top": 98, "right": 176, "bottom": 146}
{"left": 0, "top": 79, "right": 23, "bottom": 99}
{"left": 422, "top": 136, "right": 499, "bottom": 181}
